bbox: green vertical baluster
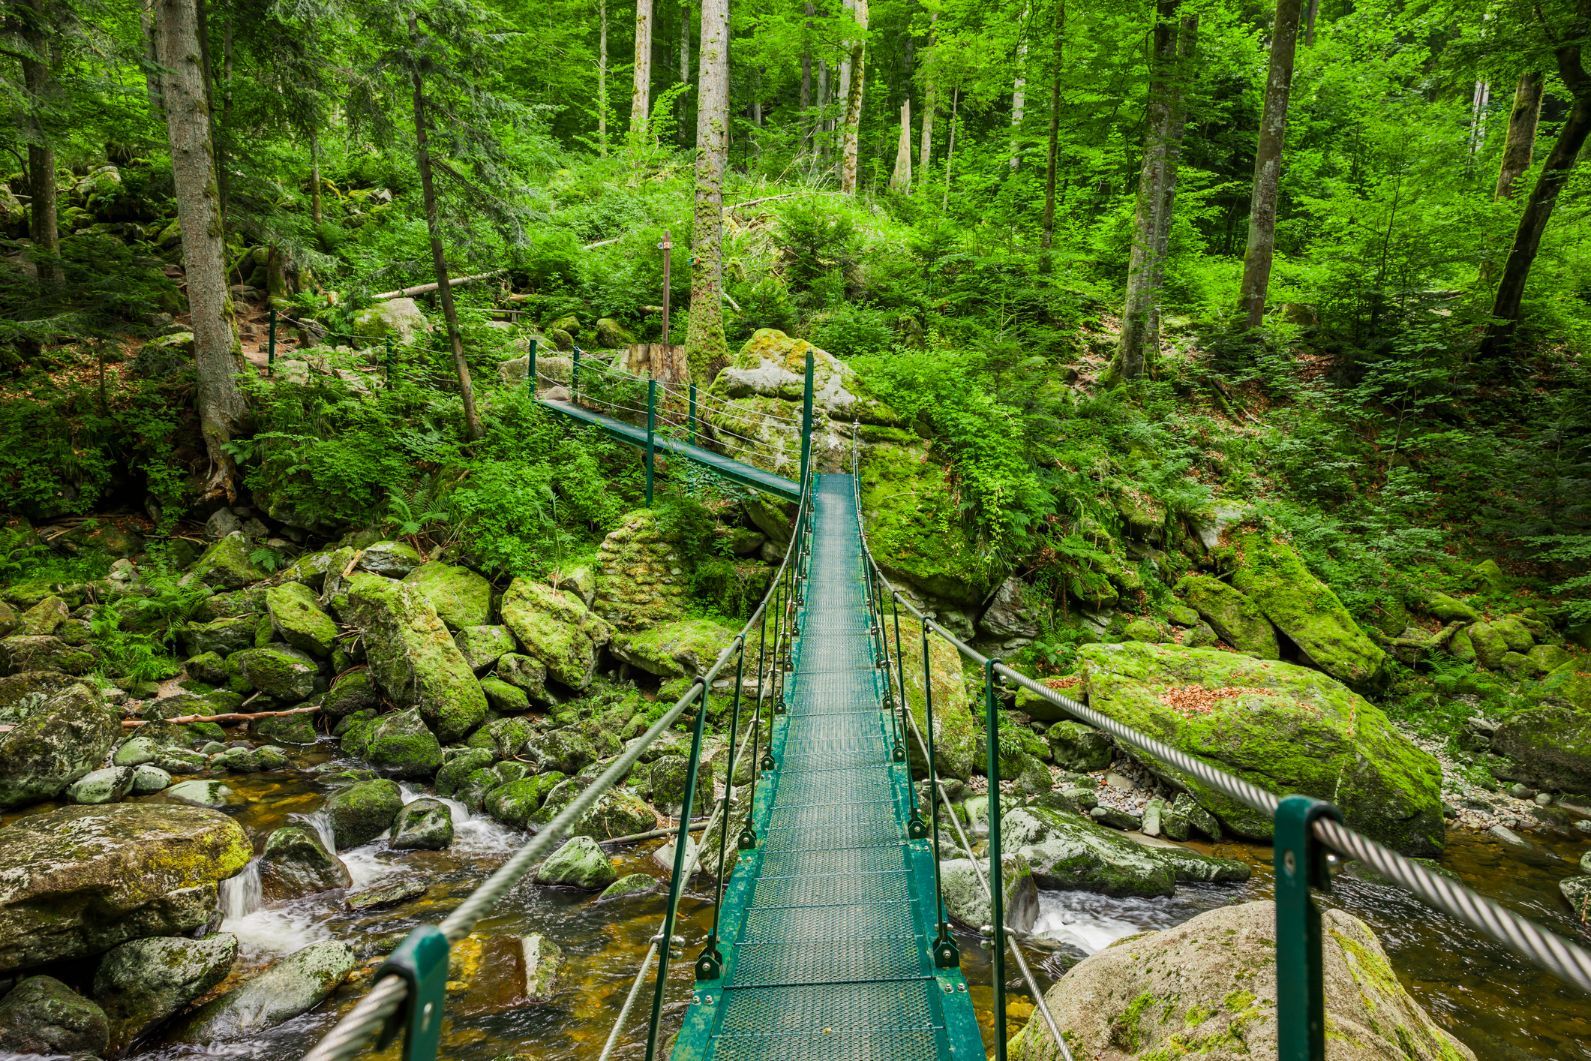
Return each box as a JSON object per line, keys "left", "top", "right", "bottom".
{"left": 985, "top": 658, "right": 1008, "bottom": 1060}
{"left": 742, "top": 602, "right": 769, "bottom": 848}
{"left": 892, "top": 593, "right": 924, "bottom": 835}
{"left": 645, "top": 679, "right": 713, "bottom": 1060}
{"left": 762, "top": 576, "right": 784, "bottom": 768}
{"left": 924, "top": 624, "right": 959, "bottom": 968}
{"left": 1275, "top": 795, "right": 1340, "bottom": 1061}
{"left": 645, "top": 377, "right": 657, "bottom": 506}
{"left": 266, "top": 306, "right": 277, "bottom": 378}
{"left": 527, "top": 337, "right": 538, "bottom": 397}
{"left": 572, "top": 346, "right": 581, "bottom": 403}
{"left": 696, "top": 636, "right": 748, "bottom": 980}
{"left": 799, "top": 349, "right": 814, "bottom": 487}
{"left": 372, "top": 925, "right": 449, "bottom": 1061}
{"left": 688, "top": 382, "right": 697, "bottom": 446}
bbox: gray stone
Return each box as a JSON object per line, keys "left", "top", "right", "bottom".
{"left": 325, "top": 778, "right": 404, "bottom": 848}
{"left": 173, "top": 940, "right": 357, "bottom": 1043}
{"left": 535, "top": 835, "right": 617, "bottom": 889}
{"left": 940, "top": 855, "right": 1038, "bottom": 933}
{"left": 0, "top": 975, "right": 108, "bottom": 1057}
{"left": 131, "top": 764, "right": 172, "bottom": 794}
{"left": 259, "top": 826, "right": 352, "bottom": 900}
{"left": 390, "top": 797, "right": 454, "bottom": 850}
{"left": 0, "top": 681, "right": 119, "bottom": 809}
{"left": 67, "top": 766, "right": 135, "bottom": 804}
{"left": 346, "top": 879, "right": 429, "bottom": 912}
{"left": 520, "top": 933, "right": 564, "bottom": 1003}
{"left": 92, "top": 933, "right": 238, "bottom": 1053}
{"left": 165, "top": 779, "right": 233, "bottom": 807}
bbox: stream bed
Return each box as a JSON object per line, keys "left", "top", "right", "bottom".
{"left": 55, "top": 746, "right": 1591, "bottom": 1060}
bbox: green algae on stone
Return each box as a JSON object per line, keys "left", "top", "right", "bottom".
{"left": 227, "top": 644, "right": 321, "bottom": 703}
{"left": 609, "top": 616, "right": 739, "bottom": 679}
{"left": 259, "top": 826, "right": 352, "bottom": 901}
{"left": 500, "top": 578, "right": 613, "bottom": 690}
{"left": 390, "top": 797, "right": 454, "bottom": 850}
{"left": 455, "top": 625, "right": 517, "bottom": 672}
{"left": 435, "top": 748, "right": 496, "bottom": 797}
{"left": 92, "top": 933, "right": 237, "bottom": 1054}
{"left": 495, "top": 652, "right": 550, "bottom": 702}
{"left": 364, "top": 706, "right": 443, "bottom": 778}
{"left": 1227, "top": 530, "right": 1386, "bottom": 687}
{"left": 324, "top": 778, "right": 403, "bottom": 848}
{"left": 1491, "top": 705, "right": 1591, "bottom": 793}
{"left": 1079, "top": 642, "right": 1444, "bottom": 855}
{"left": 484, "top": 772, "right": 567, "bottom": 827}
{"left": 534, "top": 835, "right": 616, "bottom": 889}
{"left": 321, "top": 669, "right": 378, "bottom": 718}
{"left": 598, "top": 872, "right": 659, "bottom": 902}
{"left": 403, "top": 562, "right": 494, "bottom": 630}
{"left": 187, "top": 532, "right": 266, "bottom": 589}
{"left": 0, "top": 974, "right": 108, "bottom": 1057}
{"left": 480, "top": 675, "right": 531, "bottom": 713}
{"left": 0, "top": 682, "right": 119, "bottom": 809}
{"left": 265, "top": 582, "right": 339, "bottom": 657}
{"left": 344, "top": 572, "right": 486, "bottom": 742}
{"left": 1174, "top": 573, "right": 1280, "bottom": 659}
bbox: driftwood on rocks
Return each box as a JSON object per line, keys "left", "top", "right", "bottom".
{"left": 122, "top": 704, "right": 321, "bottom": 728}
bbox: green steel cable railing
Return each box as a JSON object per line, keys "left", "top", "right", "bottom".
{"left": 302, "top": 462, "right": 815, "bottom": 1061}
{"left": 849, "top": 436, "right": 1591, "bottom": 1061}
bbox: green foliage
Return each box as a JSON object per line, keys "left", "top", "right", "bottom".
{"left": 90, "top": 569, "right": 211, "bottom": 684}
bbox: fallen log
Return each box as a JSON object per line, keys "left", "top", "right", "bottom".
{"left": 371, "top": 271, "right": 505, "bottom": 301}
{"left": 122, "top": 704, "right": 321, "bottom": 728}
{"left": 598, "top": 819, "right": 710, "bottom": 847}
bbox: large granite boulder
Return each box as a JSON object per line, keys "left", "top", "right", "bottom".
{"left": 404, "top": 561, "right": 494, "bottom": 629}
{"left": 593, "top": 511, "right": 689, "bottom": 629}
{"left": 0, "top": 975, "right": 108, "bottom": 1057}
{"left": 324, "top": 778, "right": 404, "bottom": 848}
{"left": 500, "top": 578, "right": 613, "bottom": 690}
{"left": 1174, "top": 573, "right": 1280, "bottom": 659}
{"left": 265, "top": 581, "right": 339, "bottom": 657}
{"left": 173, "top": 940, "right": 357, "bottom": 1043}
{"left": 0, "top": 803, "right": 250, "bottom": 973}
{"left": 92, "top": 933, "right": 238, "bottom": 1053}
{"left": 1491, "top": 705, "right": 1591, "bottom": 794}
{"left": 1079, "top": 642, "right": 1444, "bottom": 855}
{"left": 0, "top": 681, "right": 120, "bottom": 808}
{"left": 1008, "top": 901, "right": 1474, "bottom": 1060}
{"left": 344, "top": 572, "right": 486, "bottom": 742}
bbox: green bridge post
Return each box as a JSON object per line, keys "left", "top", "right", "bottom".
{"left": 384, "top": 337, "right": 393, "bottom": 384}
{"left": 985, "top": 658, "right": 1008, "bottom": 1061}
{"left": 645, "top": 378, "right": 657, "bottom": 506}
{"left": 526, "top": 337, "right": 538, "bottom": 395}
{"left": 799, "top": 349, "right": 814, "bottom": 487}
{"left": 1275, "top": 795, "right": 1340, "bottom": 1061}
{"left": 572, "top": 347, "right": 582, "bottom": 403}
{"left": 266, "top": 306, "right": 276, "bottom": 377}
{"left": 688, "top": 382, "right": 697, "bottom": 445}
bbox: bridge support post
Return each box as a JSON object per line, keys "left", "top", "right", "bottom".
{"left": 799, "top": 349, "right": 814, "bottom": 487}
{"left": 645, "top": 378, "right": 657, "bottom": 506}
{"left": 526, "top": 337, "right": 537, "bottom": 395}
{"left": 688, "top": 382, "right": 697, "bottom": 445}
{"left": 1275, "top": 795, "right": 1340, "bottom": 1061}
{"left": 266, "top": 306, "right": 276, "bottom": 377}
{"left": 572, "top": 346, "right": 581, "bottom": 403}
{"left": 984, "top": 658, "right": 1009, "bottom": 1060}
{"left": 372, "top": 924, "right": 449, "bottom": 1061}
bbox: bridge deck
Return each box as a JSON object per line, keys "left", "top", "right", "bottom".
{"left": 671, "top": 475, "right": 985, "bottom": 1061}
{"left": 538, "top": 398, "right": 802, "bottom": 501}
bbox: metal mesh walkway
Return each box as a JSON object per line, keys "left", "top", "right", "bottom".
{"left": 671, "top": 475, "right": 985, "bottom": 1061}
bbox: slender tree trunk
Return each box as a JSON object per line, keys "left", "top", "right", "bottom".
{"left": 1303, "top": 0, "right": 1318, "bottom": 47}
{"left": 216, "top": 14, "right": 233, "bottom": 220}
{"left": 153, "top": 0, "right": 246, "bottom": 498}
{"left": 20, "top": 0, "right": 59, "bottom": 289}
{"left": 1467, "top": 80, "right": 1491, "bottom": 161}
{"left": 919, "top": 12, "right": 938, "bottom": 174}
{"left": 1150, "top": 13, "right": 1196, "bottom": 342}
{"left": 891, "top": 99, "right": 912, "bottom": 192}
{"left": 407, "top": 16, "right": 481, "bottom": 440}
{"left": 801, "top": 0, "right": 814, "bottom": 149}
{"left": 1237, "top": 0, "right": 1302, "bottom": 329}
{"left": 1115, "top": 0, "right": 1192, "bottom": 380}
{"left": 1041, "top": 0, "right": 1065, "bottom": 258}
{"left": 309, "top": 126, "right": 323, "bottom": 225}
{"left": 1495, "top": 71, "right": 1543, "bottom": 200}
{"left": 630, "top": 0, "right": 653, "bottom": 138}
{"left": 138, "top": 0, "right": 163, "bottom": 111}
{"left": 598, "top": 0, "right": 610, "bottom": 155}
{"left": 840, "top": 0, "right": 868, "bottom": 193}
{"left": 1010, "top": 2, "right": 1029, "bottom": 170}
{"left": 678, "top": 0, "right": 692, "bottom": 142}
{"left": 942, "top": 86, "right": 958, "bottom": 209}
{"left": 817, "top": 59, "right": 830, "bottom": 161}
{"left": 684, "top": 0, "right": 729, "bottom": 376}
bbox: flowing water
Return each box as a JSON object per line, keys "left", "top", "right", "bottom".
{"left": 47, "top": 743, "right": 1586, "bottom": 1059}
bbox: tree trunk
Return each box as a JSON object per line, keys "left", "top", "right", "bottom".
{"left": 1041, "top": 0, "right": 1065, "bottom": 257}
{"left": 1495, "top": 71, "right": 1543, "bottom": 200}
{"left": 801, "top": 0, "right": 813, "bottom": 126}
{"left": 817, "top": 59, "right": 830, "bottom": 160}
{"left": 153, "top": 0, "right": 246, "bottom": 498}
{"left": 20, "top": 0, "right": 59, "bottom": 289}
{"left": 1484, "top": 81, "right": 1591, "bottom": 355}
{"left": 684, "top": 0, "right": 729, "bottom": 376}
{"left": 630, "top": 0, "right": 653, "bottom": 138}
{"left": 407, "top": 15, "right": 482, "bottom": 440}
{"left": 840, "top": 0, "right": 868, "bottom": 194}
{"left": 1303, "top": 0, "right": 1318, "bottom": 47}
{"left": 1237, "top": 0, "right": 1302, "bottom": 330}
{"left": 309, "top": 126, "right": 323, "bottom": 225}
{"left": 1467, "top": 79, "right": 1491, "bottom": 161}
{"left": 891, "top": 99, "right": 912, "bottom": 192}
{"left": 598, "top": 0, "right": 610, "bottom": 155}
{"left": 942, "top": 86, "right": 958, "bottom": 209}
{"left": 678, "top": 0, "right": 692, "bottom": 142}
{"left": 1010, "top": 2, "right": 1029, "bottom": 170}
{"left": 1115, "top": 0, "right": 1192, "bottom": 380}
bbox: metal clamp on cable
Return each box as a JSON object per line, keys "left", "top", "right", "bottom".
{"left": 372, "top": 925, "right": 449, "bottom": 1061}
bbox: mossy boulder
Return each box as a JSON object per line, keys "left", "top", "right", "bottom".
{"left": 1009, "top": 901, "right": 1474, "bottom": 1061}
{"left": 185, "top": 650, "right": 229, "bottom": 685}
{"left": 599, "top": 873, "right": 659, "bottom": 902}
{"left": 0, "top": 634, "right": 96, "bottom": 675}
{"left": 495, "top": 652, "right": 550, "bottom": 702}
{"left": 535, "top": 782, "right": 655, "bottom": 839}
{"left": 321, "top": 669, "right": 378, "bottom": 718}
{"left": 173, "top": 940, "right": 357, "bottom": 1043}
{"left": 1227, "top": 530, "right": 1387, "bottom": 688}
{"left": 364, "top": 706, "right": 443, "bottom": 778}
{"left": 163, "top": 779, "right": 233, "bottom": 807}
{"left": 344, "top": 572, "right": 486, "bottom": 742}
{"left": 940, "top": 854, "right": 1039, "bottom": 933}
{"left": 1175, "top": 573, "right": 1280, "bottom": 659}
{"left": 228, "top": 645, "right": 321, "bottom": 703}
{"left": 391, "top": 797, "right": 454, "bottom": 850}
{"left": 259, "top": 826, "right": 352, "bottom": 901}
{"left": 1491, "top": 706, "right": 1591, "bottom": 794}
{"left": 92, "top": 933, "right": 237, "bottom": 1053}
{"left": 265, "top": 582, "right": 339, "bottom": 657}
{"left": 15, "top": 596, "right": 68, "bottom": 636}
{"left": 1079, "top": 642, "right": 1444, "bottom": 855}
{"left": 500, "top": 578, "right": 614, "bottom": 690}
{"left": 535, "top": 835, "right": 617, "bottom": 889}
{"left": 357, "top": 539, "right": 423, "bottom": 577}
{"left": 180, "top": 615, "right": 257, "bottom": 657}
{"left": 324, "top": 778, "right": 403, "bottom": 848}
{"left": 1044, "top": 720, "right": 1114, "bottom": 771}
{"left": 858, "top": 439, "right": 989, "bottom": 605}
{"left": 0, "top": 681, "right": 120, "bottom": 809}
{"left": 0, "top": 975, "right": 108, "bottom": 1057}
{"left": 403, "top": 562, "right": 493, "bottom": 629}
{"left": 435, "top": 748, "right": 497, "bottom": 797}
{"left": 894, "top": 614, "right": 977, "bottom": 779}
{"left": 1000, "top": 804, "right": 1244, "bottom": 896}
{"left": 66, "top": 766, "right": 135, "bottom": 804}
{"left": 480, "top": 676, "right": 532, "bottom": 713}
{"left": 610, "top": 617, "right": 738, "bottom": 679}
{"left": 0, "top": 803, "right": 250, "bottom": 973}
{"left": 484, "top": 772, "right": 567, "bottom": 827}
{"left": 188, "top": 532, "right": 266, "bottom": 589}
{"left": 593, "top": 511, "right": 690, "bottom": 629}
{"left": 455, "top": 625, "right": 517, "bottom": 672}
{"left": 646, "top": 754, "right": 715, "bottom": 817}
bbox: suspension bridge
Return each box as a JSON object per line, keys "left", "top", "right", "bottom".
{"left": 302, "top": 348, "right": 1591, "bottom": 1061}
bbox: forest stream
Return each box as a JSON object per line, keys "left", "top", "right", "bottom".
{"left": 11, "top": 742, "right": 1579, "bottom": 1061}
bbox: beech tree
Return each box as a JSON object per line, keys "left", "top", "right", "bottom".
{"left": 684, "top": 0, "right": 729, "bottom": 373}
{"left": 631, "top": 0, "right": 653, "bottom": 138}
{"left": 839, "top": 0, "right": 867, "bottom": 193}
{"left": 16, "top": 0, "right": 59, "bottom": 289}
{"left": 1495, "top": 71, "right": 1543, "bottom": 200}
{"left": 1237, "top": 0, "right": 1303, "bottom": 330}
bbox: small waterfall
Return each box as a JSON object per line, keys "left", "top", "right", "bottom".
{"left": 398, "top": 782, "right": 518, "bottom": 856}
{"left": 220, "top": 858, "right": 263, "bottom": 921}
{"left": 301, "top": 809, "right": 338, "bottom": 854}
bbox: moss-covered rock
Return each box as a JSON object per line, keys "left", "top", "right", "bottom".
{"left": 322, "top": 669, "right": 378, "bottom": 718}
{"left": 496, "top": 652, "right": 550, "bottom": 702}
{"left": 92, "top": 933, "right": 237, "bottom": 1054}
{"left": 188, "top": 532, "right": 266, "bottom": 589}
{"left": 1079, "top": 642, "right": 1444, "bottom": 855}
{"left": 858, "top": 438, "right": 990, "bottom": 605}
{"left": 185, "top": 650, "right": 229, "bottom": 686}
{"left": 1174, "top": 573, "right": 1280, "bottom": 659}
{"left": 1003, "top": 805, "right": 1175, "bottom": 896}
{"left": 535, "top": 835, "right": 617, "bottom": 889}
{"left": 259, "top": 825, "right": 352, "bottom": 900}
{"left": 484, "top": 773, "right": 567, "bottom": 827}
{"left": 180, "top": 615, "right": 257, "bottom": 657}
{"left": 228, "top": 645, "right": 321, "bottom": 703}
{"left": 1044, "top": 720, "right": 1114, "bottom": 771}
{"left": 172, "top": 940, "right": 357, "bottom": 1043}
{"left": 610, "top": 617, "right": 738, "bottom": 678}
{"left": 403, "top": 562, "right": 493, "bottom": 629}
{"left": 357, "top": 539, "right": 423, "bottom": 577}
{"left": 1491, "top": 706, "right": 1591, "bottom": 794}
{"left": 66, "top": 765, "right": 135, "bottom": 804}
{"left": 265, "top": 582, "right": 339, "bottom": 657}
{"left": 893, "top": 614, "right": 977, "bottom": 779}
{"left": 391, "top": 797, "right": 454, "bottom": 850}
{"left": 1009, "top": 901, "right": 1474, "bottom": 1061}
{"left": 500, "top": 578, "right": 613, "bottom": 690}
{"left": 344, "top": 572, "right": 486, "bottom": 742}
{"left": 598, "top": 872, "right": 658, "bottom": 902}
{"left": 534, "top": 782, "right": 655, "bottom": 839}
{"left": 364, "top": 706, "right": 443, "bottom": 779}
{"left": 163, "top": 779, "right": 233, "bottom": 807}
{"left": 324, "top": 778, "right": 403, "bottom": 848}
{"left": 0, "top": 682, "right": 119, "bottom": 809}
{"left": 480, "top": 676, "right": 532, "bottom": 713}
{"left": 435, "top": 748, "right": 496, "bottom": 797}
{"left": 593, "top": 511, "right": 691, "bottom": 629}
{"left": 15, "top": 596, "right": 68, "bottom": 636}
{"left": 467, "top": 714, "right": 537, "bottom": 757}
{"left": 646, "top": 754, "right": 715, "bottom": 817}
{"left": 0, "top": 975, "right": 108, "bottom": 1057}
{"left": 455, "top": 625, "right": 517, "bottom": 672}
{"left": 0, "top": 803, "right": 250, "bottom": 973}
{"left": 1227, "top": 530, "right": 1387, "bottom": 688}
{"left": 0, "top": 634, "right": 96, "bottom": 675}
{"left": 940, "top": 854, "right": 1039, "bottom": 932}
